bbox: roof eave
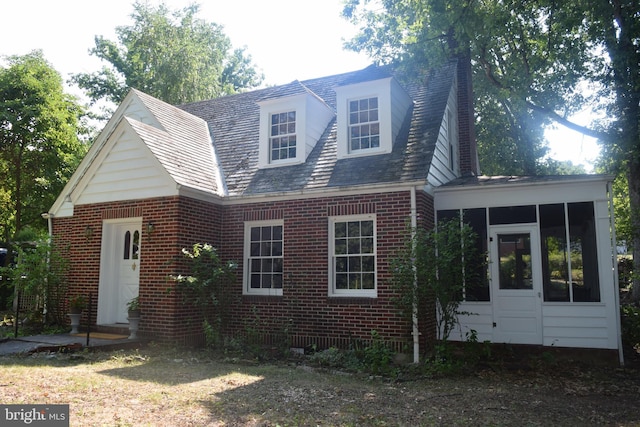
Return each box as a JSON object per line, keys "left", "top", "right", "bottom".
{"left": 222, "top": 180, "right": 429, "bottom": 205}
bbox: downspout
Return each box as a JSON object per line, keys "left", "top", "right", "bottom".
{"left": 410, "top": 186, "right": 420, "bottom": 363}
{"left": 42, "top": 212, "right": 53, "bottom": 237}
{"left": 41, "top": 212, "right": 54, "bottom": 323}
{"left": 608, "top": 182, "right": 624, "bottom": 366}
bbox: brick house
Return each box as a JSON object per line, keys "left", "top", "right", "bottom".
{"left": 47, "top": 59, "right": 622, "bottom": 361}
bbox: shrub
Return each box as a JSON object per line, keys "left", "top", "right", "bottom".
{"left": 0, "top": 233, "right": 70, "bottom": 328}
{"left": 170, "top": 243, "right": 237, "bottom": 348}
{"left": 309, "top": 347, "right": 356, "bottom": 369}
{"left": 391, "top": 219, "right": 482, "bottom": 351}
{"left": 621, "top": 304, "right": 640, "bottom": 350}
{"left": 361, "top": 330, "right": 395, "bottom": 375}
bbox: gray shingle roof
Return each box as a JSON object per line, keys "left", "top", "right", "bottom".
{"left": 176, "top": 62, "right": 458, "bottom": 197}
{"left": 131, "top": 89, "right": 223, "bottom": 195}
{"left": 436, "top": 174, "right": 613, "bottom": 190}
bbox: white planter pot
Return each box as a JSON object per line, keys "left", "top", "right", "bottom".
{"left": 127, "top": 316, "right": 140, "bottom": 339}
{"left": 68, "top": 313, "right": 81, "bottom": 334}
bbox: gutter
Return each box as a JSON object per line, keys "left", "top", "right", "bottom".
{"left": 221, "top": 180, "right": 429, "bottom": 206}
{"left": 433, "top": 174, "right": 616, "bottom": 194}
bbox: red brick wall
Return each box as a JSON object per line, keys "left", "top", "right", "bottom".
{"left": 52, "top": 196, "right": 222, "bottom": 344}
{"left": 52, "top": 189, "right": 436, "bottom": 353}
{"left": 416, "top": 190, "right": 437, "bottom": 351}
{"left": 457, "top": 54, "right": 479, "bottom": 176}
{"left": 218, "top": 190, "right": 435, "bottom": 352}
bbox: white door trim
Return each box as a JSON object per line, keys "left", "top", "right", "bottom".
{"left": 97, "top": 217, "right": 142, "bottom": 324}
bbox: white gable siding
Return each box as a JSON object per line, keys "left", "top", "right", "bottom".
{"left": 428, "top": 78, "right": 459, "bottom": 186}
{"left": 55, "top": 201, "right": 74, "bottom": 217}
{"left": 76, "top": 128, "right": 177, "bottom": 205}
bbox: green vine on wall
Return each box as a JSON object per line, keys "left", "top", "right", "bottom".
{"left": 390, "top": 219, "right": 482, "bottom": 353}
{"left": 170, "top": 243, "right": 238, "bottom": 348}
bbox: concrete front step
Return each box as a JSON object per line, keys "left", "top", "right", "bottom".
{"left": 92, "top": 324, "right": 130, "bottom": 336}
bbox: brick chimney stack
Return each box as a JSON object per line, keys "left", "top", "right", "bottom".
{"left": 456, "top": 53, "right": 479, "bottom": 176}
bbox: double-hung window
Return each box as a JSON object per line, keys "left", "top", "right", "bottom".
{"left": 348, "top": 97, "right": 380, "bottom": 152}
{"left": 244, "top": 221, "right": 284, "bottom": 295}
{"left": 329, "top": 215, "right": 377, "bottom": 297}
{"left": 270, "top": 111, "right": 296, "bottom": 162}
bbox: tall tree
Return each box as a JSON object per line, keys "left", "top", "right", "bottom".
{"left": 343, "top": 0, "right": 640, "bottom": 300}
{"left": 0, "top": 51, "right": 87, "bottom": 239}
{"left": 72, "top": 2, "right": 263, "bottom": 106}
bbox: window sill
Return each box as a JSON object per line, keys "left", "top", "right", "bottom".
{"left": 542, "top": 301, "right": 604, "bottom": 305}
{"left": 327, "top": 296, "right": 378, "bottom": 305}
{"left": 242, "top": 294, "right": 283, "bottom": 303}
{"left": 337, "top": 147, "right": 390, "bottom": 160}
{"left": 258, "top": 158, "right": 304, "bottom": 169}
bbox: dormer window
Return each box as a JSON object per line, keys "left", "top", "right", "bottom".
{"left": 336, "top": 77, "right": 412, "bottom": 160}
{"left": 257, "top": 84, "right": 334, "bottom": 169}
{"left": 270, "top": 111, "right": 296, "bottom": 162}
{"left": 349, "top": 97, "right": 380, "bottom": 152}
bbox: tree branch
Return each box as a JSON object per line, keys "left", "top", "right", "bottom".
{"left": 525, "top": 101, "right": 612, "bottom": 142}
{"left": 477, "top": 52, "right": 612, "bottom": 143}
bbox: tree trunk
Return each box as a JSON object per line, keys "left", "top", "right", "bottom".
{"left": 628, "top": 160, "right": 640, "bottom": 302}
{"left": 608, "top": 0, "right": 640, "bottom": 302}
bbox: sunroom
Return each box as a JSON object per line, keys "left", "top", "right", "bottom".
{"left": 433, "top": 175, "right": 622, "bottom": 360}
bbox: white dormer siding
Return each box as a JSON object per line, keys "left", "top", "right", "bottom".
{"left": 257, "top": 92, "right": 334, "bottom": 168}
{"left": 335, "top": 77, "right": 412, "bottom": 159}
{"left": 428, "top": 75, "right": 461, "bottom": 186}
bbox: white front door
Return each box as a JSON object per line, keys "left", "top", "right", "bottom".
{"left": 490, "top": 224, "right": 542, "bottom": 344}
{"left": 97, "top": 219, "right": 141, "bottom": 324}
{"left": 116, "top": 223, "right": 141, "bottom": 323}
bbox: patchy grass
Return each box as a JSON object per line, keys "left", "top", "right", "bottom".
{"left": 0, "top": 343, "right": 639, "bottom": 426}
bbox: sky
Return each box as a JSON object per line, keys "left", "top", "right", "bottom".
{"left": 0, "top": 0, "right": 600, "bottom": 171}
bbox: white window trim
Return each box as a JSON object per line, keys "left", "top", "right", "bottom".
{"left": 335, "top": 77, "right": 412, "bottom": 160}
{"left": 328, "top": 214, "right": 377, "bottom": 298}
{"left": 257, "top": 95, "right": 306, "bottom": 168}
{"left": 336, "top": 80, "right": 392, "bottom": 160}
{"left": 346, "top": 96, "right": 382, "bottom": 156}
{"left": 268, "top": 109, "right": 298, "bottom": 164}
{"left": 243, "top": 220, "right": 284, "bottom": 296}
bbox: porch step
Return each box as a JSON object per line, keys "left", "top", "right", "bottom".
{"left": 93, "top": 324, "right": 130, "bottom": 335}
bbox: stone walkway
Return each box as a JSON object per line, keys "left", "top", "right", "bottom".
{"left": 0, "top": 332, "right": 139, "bottom": 356}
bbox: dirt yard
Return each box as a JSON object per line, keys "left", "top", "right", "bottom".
{"left": 1, "top": 344, "right": 639, "bottom": 426}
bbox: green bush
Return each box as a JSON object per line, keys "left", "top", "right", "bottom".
{"left": 390, "top": 219, "right": 482, "bottom": 348}
{"left": 361, "top": 330, "right": 395, "bottom": 375}
{"left": 308, "top": 331, "right": 396, "bottom": 375}
{"left": 309, "top": 347, "right": 361, "bottom": 371}
{"left": 618, "top": 257, "right": 633, "bottom": 288}
{"left": 621, "top": 304, "right": 640, "bottom": 349}
{"left": 0, "top": 233, "right": 70, "bottom": 328}
{"left": 171, "top": 243, "right": 238, "bottom": 348}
